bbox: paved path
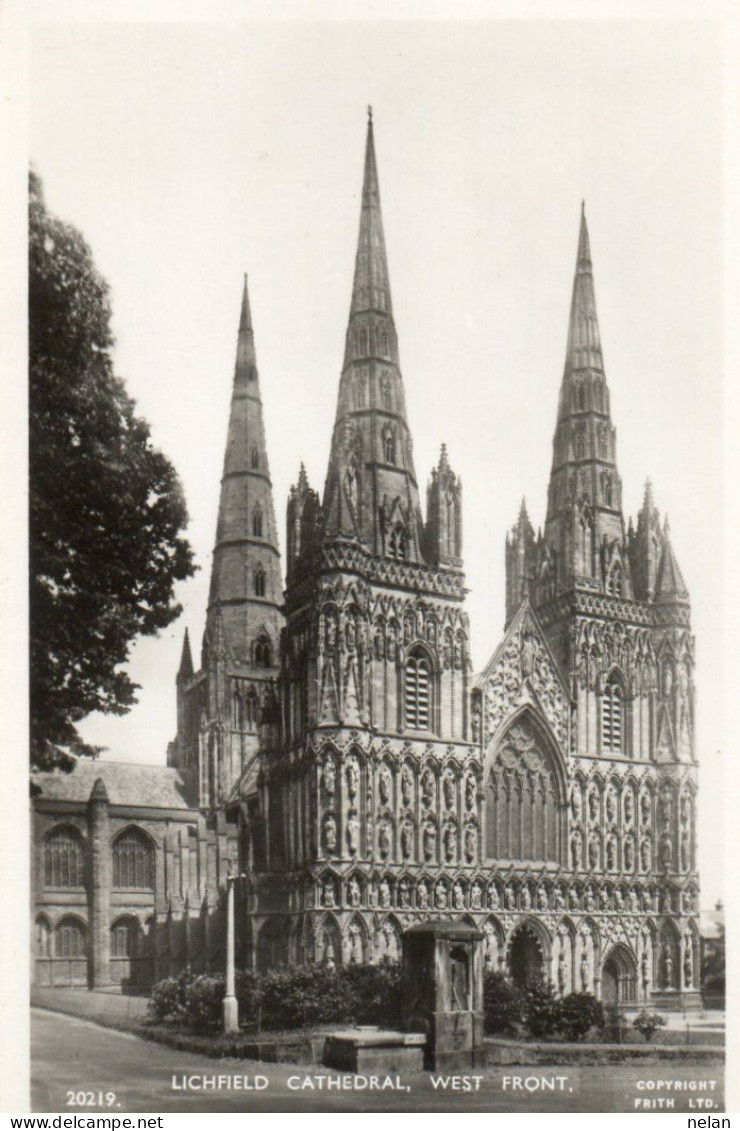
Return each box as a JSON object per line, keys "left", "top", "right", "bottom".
{"left": 32, "top": 1010, "right": 724, "bottom": 1114}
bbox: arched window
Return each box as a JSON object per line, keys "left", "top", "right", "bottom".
{"left": 575, "top": 428, "right": 585, "bottom": 459}
{"left": 44, "top": 825, "right": 85, "bottom": 888}
{"left": 606, "top": 564, "right": 623, "bottom": 596}
{"left": 405, "top": 649, "right": 432, "bottom": 731}
{"left": 55, "top": 917, "right": 86, "bottom": 958}
{"left": 254, "top": 634, "right": 272, "bottom": 668}
{"left": 602, "top": 676, "right": 625, "bottom": 755}
{"left": 576, "top": 382, "right": 586, "bottom": 411}
{"left": 250, "top": 446, "right": 260, "bottom": 469}
{"left": 112, "top": 829, "right": 154, "bottom": 890}
{"left": 254, "top": 565, "right": 266, "bottom": 597}
{"left": 594, "top": 382, "right": 603, "bottom": 411}
{"left": 380, "top": 376, "right": 392, "bottom": 410}
{"left": 603, "top": 474, "right": 613, "bottom": 507}
{"left": 383, "top": 426, "right": 396, "bottom": 464}
{"left": 252, "top": 506, "right": 263, "bottom": 537}
{"left": 36, "top": 916, "right": 51, "bottom": 958}
{"left": 358, "top": 329, "right": 368, "bottom": 356}
{"left": 599, "top": 426, "right": 608, "bottom": 458}
{"left": 380, "top": 330, "right": 389, "bottom": 356}
{"left": 388, "top": 525, "right": 407, "bottom": 561}
{"left": 111, "top": 917, "right": 141, "bottom": 959}
{"left": 246, "top": 687, "right": 259, "bottom": 727}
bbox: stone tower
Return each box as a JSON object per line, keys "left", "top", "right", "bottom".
{"left": 474, "top": 205, "right": 699, "bottom": 1007}
{"left": 243, "top": 112, "right": 479, "bottom": 971}
{"left": 169, "top": 276, "right": 283, "bottom": 808}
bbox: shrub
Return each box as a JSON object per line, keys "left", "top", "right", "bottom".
{"left": 483, "top": 970, "right": 523, "bottom": 1035}
{"left": 341, "top": 960, "right": 403, "bottom": 1027}
{"left": 632, "top": 1010, "right": 667, "bottom": 1042}
{"left": 556, "top": 992, "right": 604, "bottom": 1041}
{"left": 601, "top": 1002, "right": 628, "bottom": 1043}
{"left": 521, "top": 980, "right": 560, "bottom": 1039}
{"left": 258, "top": 964, "right": 358, "bottom": 1030}
{"left": 181, "top": 974, "right": 226, "bottom": 1032}
{"left": 147, "top": 969, "right": 191, "bottom": 1025}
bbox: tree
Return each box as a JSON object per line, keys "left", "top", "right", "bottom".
{"left": 29, "top": 170, "right": 195, "bottom": 770}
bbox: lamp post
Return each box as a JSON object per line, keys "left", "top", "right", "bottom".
{"left": 222, "top": 867, "right": 240, "bottom": 1034}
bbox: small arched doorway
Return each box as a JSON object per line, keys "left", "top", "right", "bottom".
{"left": 256, "top": 917, "right": 289, "bottom": 972}
{"left": 509, "top": 923, "right": 545, "bottom": 988}
{"left": 601, "top": 944, "right": 637, "bottom": 1004}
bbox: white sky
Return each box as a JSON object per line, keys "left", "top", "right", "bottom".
{"left": 29, "top": 17, "right": 724, "bottom": 904}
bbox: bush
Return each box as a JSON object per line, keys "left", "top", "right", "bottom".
{"left": 632, "top": 1010, "right": 667, "bottom": 1042}
{"left": 483, "top": 970, "right": 523, "bottom": 1035}
{"left": 601, "top": 1002, "right": 628, "bottom": 1043}
{"left": 557, "top": 992, "right": 604, "bottom": 1041}
{"left": 341, "top": 960, "right": 403, "bottom": 1027}
{"left": 147, "top": 969, "right": 191, "bottom": 1025}
{"left": 521, "top": 980, "right": 560, "bottom": 1039}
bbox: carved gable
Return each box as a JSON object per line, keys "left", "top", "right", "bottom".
{"left": 476, "top": 600, "right": 570, "bottom": 754}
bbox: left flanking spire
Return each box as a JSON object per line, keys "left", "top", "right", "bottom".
{"left": 204, "top": 275, "right": 283, "bottom": 667}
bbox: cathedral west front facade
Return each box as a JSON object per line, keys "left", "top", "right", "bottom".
{"left": 31, "top": 114, "right": 700, "bottom": 1008}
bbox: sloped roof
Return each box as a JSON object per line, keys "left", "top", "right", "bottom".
{"left": 32, "top": 759, "right": 194, "bottom": 810}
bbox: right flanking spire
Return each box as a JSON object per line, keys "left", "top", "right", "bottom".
{"left": 541, "top": 204, "right": 628, "bottom": 593}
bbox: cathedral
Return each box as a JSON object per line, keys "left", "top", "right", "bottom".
{"left": 31, "top": 114, "right": 700, "bottom": 1008}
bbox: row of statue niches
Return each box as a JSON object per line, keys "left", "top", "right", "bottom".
{"left": 317, "top": 874, "right": 697, "bottom": 915}
{"left": 316, "top": 609, "right": 468, "bottom": 666}
{"left": 569, "top": 782, "right": 694, "bottom": 830}
{"left": 321, "top": 810, "right": 479, "bottom": 862}
{"left": 568, "top": 828, "right": 693, "bottom": 873}
{"left": 321, "top": 758, "right": 480, "bottom": 811}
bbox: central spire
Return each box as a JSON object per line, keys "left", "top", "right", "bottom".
{"left": 322, "top": 112, "right": 425, "bottom": 562}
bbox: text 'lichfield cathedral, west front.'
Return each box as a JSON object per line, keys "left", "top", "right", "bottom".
{"left": 32, "top": 114, "right": 699, "bottom": 1010}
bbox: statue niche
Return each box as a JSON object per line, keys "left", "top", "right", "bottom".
{"left": 485, "top": 716, "right": 563, "bottom": 863}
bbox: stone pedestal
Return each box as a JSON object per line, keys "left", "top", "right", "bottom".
{"left": 401, "top": 920, "right": 485, "bottom": 1070}
{"left": 322, "top": 1028, "right": 426, "bottom": 1073}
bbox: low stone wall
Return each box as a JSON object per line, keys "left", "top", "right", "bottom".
{"left": 485, "top": 1037, "right": 724, "bottom": 1066}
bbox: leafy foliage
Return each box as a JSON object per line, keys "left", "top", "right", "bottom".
{"left": 483, "top": 969, "right": 523, "bottom": 1035}
{"left": 632, "top": 1010, "right": 667, "bottom": 1042}
{"left": 147, "top": 962, "right": 403, "bottom": 1034}
{"left": 600, "top": 1002, "right": 628, "bottom": 1043}
{"left": 556, "top": 992, "right": 605, "bottom": 1041}
{"left": 520, "top": 979, "right": 561, "bottom": 1039}
{"left": 29, "top": 170, "right": 195, "bottom": 769}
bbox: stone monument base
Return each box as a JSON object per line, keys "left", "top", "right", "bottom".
{"left": 420, "top": 1009, "right": 486, "bottom": 1071}
{"left": 322, "top": 1027, "right": 426, "bottom": 1073}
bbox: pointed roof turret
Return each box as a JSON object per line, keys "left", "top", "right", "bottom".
{"left": 655, "top": 517, "right": 689, "bottom": 603}
{"left": 177, "top": 628, "right": 194, "bottom": 681}
{"left": 205, "top": 276, "right": 283, "bottom": 667}
{"left": 321, "top": 112, "right": 425, "bottom": 561}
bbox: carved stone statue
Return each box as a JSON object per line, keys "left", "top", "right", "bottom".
{"left": 346, "top": 617, "right": 356, "bottom": 652}
{"left": 521, "top": 886, "right": 532, "bottom": 911}
{"left": 624, "top": 792, "right": 634, "bottom": 824}
{"left": 571, "top": 833, "right": 582, "bottom": 870}
{"left": 589, "top": 791, "right": 599, "bottom": 822}
{"left": 401, "top": 764, "right": 414, "bottom": 807}
{"left": 421, "top": 769, "right": 435, "bottom": 808}
{"left": 641, "top": 950, "right": 649, "bottom": 991}
{"left": 557, "top": 950, "right": 567, "bottom": 995}
{"left": 323, "top": 879, "right": 335, "bottom": 907}
{"left": 629, "top": 888, "right": 640, "bottom": 913}
{"left": 349, "top": 924, "right": 363, "bottom": 965}
{"left": 378, "top": 823, "right": 391, "bottom": 859}
{"left": 489, "top": 883, "right": 501, "bottom": 910}
{"left": 346, "top": 810, "right": 360, "bottom": 855}
{"left": 588, "top": 836, "right": 600, "bottom": 870}
{"left": 348, "top": 876, "right": 361, "bottom": 907}
{"left": 640, "top": 837, "right": 651, "bottom": 872}
{"left": 423, "top": 822, "right": 436, "bottom": 861}
{"left": 537, "top": 885, "right": 548, "bottom": 911}
{"left": 585, "top": 886, "right": 596, "bottom": 912}
{"left": 401, "top": 822, "right": 413, "bottom": 860}
{"left": 606, "top": 839, "right": 616, "bottom": 871}
{"left": 379, "top": 879, "right": 391, "bottom": 908}
{"left": 453, "top": 880, "right": 465, "bottom": 910}
{"left": 659, "top": 834, "right": 672, "bottom": 871}
{"left": 683, "top": 944, "right": 693, "bottom": 988}
{"left": 379, "top": 764, "right": 392, "bottom": 805}
{"left": 580, "top": 951, "right": 590, "bottom": 991}
{"left": 465, "top": 776, "right": 477, "bottom": 811}
{"left": 680, "top": 832, "right": 690, "bottom": 872}
{"left": 554, "top": 886, "right": 566, "bottom": 911}
{"left": 624, "top": 839, "right": 634, "bottom": 871}
{"left": 471, "top": 880, "right": 483, "bottom": 909}
{"left": 569, "top": 887, "right": 580, "bottom": 910}
{"left": 323, "top": 759, "right": 336, "bottom": 796}
{"left": 443, "top": 826, "right": 456, "bottom": 862}
{"left": 346, "top": 760, "right": 359, "bottom": 798}
{"left": 324, "top": 814, "right": 337, "bottom": 854}
{"left": 606, "top": 790, "right": 617, "bottom": 824}
{"left": 418, "top": 881, "right": 430, "bottom": 909}
{"left": 443, "top": 775, "right": 455, "bottom": 810}
{"left": 464, "top": 825, "right": 477, "bottom": 862}
{"left": 399, "top": 878, "right": 411, "bottom": 908}
{"left": 664, "top": 949, "right": 674, "bottom": 989}
{"left": 640, "top": 793, "right": 651, "bottom": 825}
{"left": 435, "top": 880, "right": 448, "bottom": 909}
{"left": 504, "top": 883, "right": 516, "bottom": 910}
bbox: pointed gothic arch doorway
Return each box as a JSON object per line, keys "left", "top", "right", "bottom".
{"left": 508, "top": 922, "right": 545, "bottom": 989}
{"left": 601, "top": 944, "right": 637, "bottom": 1004}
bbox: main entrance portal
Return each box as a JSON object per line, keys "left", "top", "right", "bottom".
{"left": 601, "top": 945, "right": 637, "bottom": 1004}
{"left": 509, "top": 924, "right": 544, "bottom": 988}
